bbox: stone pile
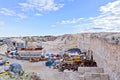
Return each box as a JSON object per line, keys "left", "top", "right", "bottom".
{"left": 78, "top": 67, "right": 109, "bottom": 80}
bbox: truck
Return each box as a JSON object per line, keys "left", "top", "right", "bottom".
{"left": 16, "top": 48, "right": 44, "bottom": 62}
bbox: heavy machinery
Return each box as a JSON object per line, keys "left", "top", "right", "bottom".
{"left": 56, "top": 50, "right": 97, "bottom": 72}
{"left": 5, "top": 41, "right": 49, "bottom": 62}
{"left": 6, "top": 46, "right": 49, "bottom": 62}
{"left": 5, "top": 46, "right": 18, "bottom": 58}
{"left": 64, "top": 50, "right": 97, "bottom": 67}
{"left": 16, "top": 47, "right": 48, "bottom": 62}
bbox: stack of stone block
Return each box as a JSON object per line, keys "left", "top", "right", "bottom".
{"left": 78, "top": 67, "right": 109, "bottom": 80}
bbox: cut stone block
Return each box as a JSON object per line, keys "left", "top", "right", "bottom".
{"left": 100, "top": 73, "right": 109, "bottom": 80}
{"left": 79, "top": 75, "right": 84, "bottom": 80}
{"left": 84, "top": 73, "right": 109, "bottom": 80}
{"left": 60, "top": 72, "right": 81, "bottom": 80}
{"left": 91, "top": 73, "right": 101, "bottom": 80}
{"left": 78, "top": 67, "right": 104, "bottom": 74}
{"left": 84, "top": 74, "right": 93, "bottom": 80}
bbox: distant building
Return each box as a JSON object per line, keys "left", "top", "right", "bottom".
{"left": 12, "top": 41, "right": 25, "bottom": 48}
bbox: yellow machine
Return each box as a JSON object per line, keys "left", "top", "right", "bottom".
{"left": 65, "top": 55, "right": 81, "bottom": 61}
{"left": 72, "top": 56, "right": 81, "bottom": 62}
{"left": 29, "top": 58, "right": 40, "bottom": 62}
{"left": 29, "top": 57, "right": 49, "bottom": 62}
{"left": 64, "top": 52, "right": 97, "bottom": 67}
{"left": 40, "top": 57, "right": 49, "bottom": 61}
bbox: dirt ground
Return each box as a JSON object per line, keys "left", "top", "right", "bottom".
{"left": 7, "top": 58, "right": 80, "bottom": 80}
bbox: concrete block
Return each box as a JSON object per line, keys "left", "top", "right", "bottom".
{"left": 97, "top": 68, "right": 104, "bottom": 73}
{"left": 61, "top": 72, "right": 81, "bottom": 80}
{"left": 84, "top": 74, "right": 93, "bottom": 80}
{"left": 78, "top": 67, "right": 104, "bottom": 74}
{"left": 100, "top": 73, "right": 109, "bottom": 80}
{"left": 85, "top": 73, "right": 101, "bottom": 80}
{"left": 78, "top": 67, "right": 85, "bottom": 74}
{"left": 91, "top": 73, "right": 101, "bottom": 80}
{"left": 79, "top": 75, "right": 84, "bottom": 80}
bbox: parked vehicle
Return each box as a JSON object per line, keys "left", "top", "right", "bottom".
{"left": 16, "top": 48, "right": 43, "bottom": 62}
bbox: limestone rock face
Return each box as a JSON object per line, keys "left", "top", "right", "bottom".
{"left": 78, "top": 33, "right": 120, "bottom": 80}
{"left": 0, "top": 44, "right": 8, "bottom": 54}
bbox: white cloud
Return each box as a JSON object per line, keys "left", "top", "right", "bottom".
{"left": 93, "top": 0, "right": 120, "bottom": 31}
{"left": 19, "top": 0, "right": 64, "bottom": 12}
{"left": 0, "top": 8, "right": 15, "bottom": 16}
{"left": 35, "top": 13, "right": 42, "bottom": 16}
{"left": 0, "top": 0, "right": 64, "bottom": 19}
{"left": 59, "top": 18, "right": 84, "bottom": 24}
{"left": 56, "top": 0, "right": 120, "bottom": 33}
{"left": 17, "top": 13, "right": 27, "bottom": 19}
{"left": 0, "top": 8, "right": 27, "bottom": 20}
{"left": 100, "top": 0, "right": 120, "bottom": 14}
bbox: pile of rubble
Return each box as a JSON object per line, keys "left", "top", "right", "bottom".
{"left": 0, "top": 72, "right": 42, "bottom": 80}
{"left": 78, "top": 67, "right": 109, "bottom": 80}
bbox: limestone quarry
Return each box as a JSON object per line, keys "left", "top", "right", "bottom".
{"left": 0, "top": 32, "right": 120, "bottom": 80}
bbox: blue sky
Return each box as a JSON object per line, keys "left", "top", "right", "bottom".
{"left": 0, "top": 0, "right": 120, "bottom": 37}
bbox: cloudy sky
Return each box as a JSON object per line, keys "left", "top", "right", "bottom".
{"left": 0, "top": 0, "right": 119, "bottom": 37}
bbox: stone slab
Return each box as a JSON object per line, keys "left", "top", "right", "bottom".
{"left": 100, "top": 73, "right": 109, "bottom": 80}
{"left": 78, "top": 67, "right": 104, "bottom": 74}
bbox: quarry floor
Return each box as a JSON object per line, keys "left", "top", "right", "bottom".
{"left": 8, "top": 58, "right": 77, "bottom": 80}
{"left": 4, "top": 58, "right": 109, "bottom": 80}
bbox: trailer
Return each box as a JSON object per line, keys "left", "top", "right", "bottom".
{"left": 16, "top": 48, "right": 45, "bottom": 62}
{"left": 16, "top": 48, "right": 42, "bottom": 62}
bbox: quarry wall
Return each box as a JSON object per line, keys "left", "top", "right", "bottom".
{"left": 78, "top": 34, "right": 120, "bottom": 80}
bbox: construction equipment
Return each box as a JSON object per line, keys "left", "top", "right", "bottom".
{"left": 5, "top": 46, "right": 18, "bottom": 58}
{"left": 79, "top": 50, "right": 97, "bottom": 67}
{"left": 56, "top": 50, "right": 97, "bottom": 72}
{"left": 17, "top": 48, "right": 49, "bottom": 62}
{"left": 6, "top": 46, "right": 49, "bottom": 62}
{"left": 64, "top": 50, "right": 97, "bottom": 67}
{"left": 16, "top": 48, "right": 43, "bottom": 62}
{"left": 5, "top": 41, "right": 49, "bottom": 62}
